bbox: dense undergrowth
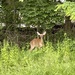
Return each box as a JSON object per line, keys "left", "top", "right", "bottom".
{"left": 0, "top": 36, "right": 75, "bottom": 75}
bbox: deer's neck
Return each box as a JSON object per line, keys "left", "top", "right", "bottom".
{"left": 38, "top": 37, "right": 43, "bottom": 43}
{"left": 41, "top": 37, "right": 43, "bottom": 43}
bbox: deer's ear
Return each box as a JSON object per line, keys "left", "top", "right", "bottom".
{"left": 43, "top": 31, "right": 46, "bottom": 35}
{"left": 37, "top": 32, "right": 41, "bottom": 35}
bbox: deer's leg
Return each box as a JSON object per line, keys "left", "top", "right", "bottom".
{"left": 30, "top": 44, "right": 34, "bottom": 50}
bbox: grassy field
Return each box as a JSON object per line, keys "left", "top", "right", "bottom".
{"left": 0, "top": 37, "right": 75, "bottom": 75}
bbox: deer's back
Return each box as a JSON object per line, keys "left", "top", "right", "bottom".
{"left": 30, "top": 38, "right": 43, "bottom": 47}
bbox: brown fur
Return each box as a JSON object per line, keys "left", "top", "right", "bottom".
{"left": 30, "top": 31, "right": 46, "bottom": 50}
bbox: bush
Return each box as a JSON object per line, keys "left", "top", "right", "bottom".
{"left": 0, "top": 38, "right": 75, "bottom": 75}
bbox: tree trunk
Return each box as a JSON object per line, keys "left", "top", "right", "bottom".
{"left": 64, "top": 16, "right": 72, "bottom": 36}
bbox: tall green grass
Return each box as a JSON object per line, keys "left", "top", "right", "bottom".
{"left": 0, "top": 37, "right": 75, "bottom": 75}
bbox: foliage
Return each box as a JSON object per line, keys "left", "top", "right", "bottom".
{"left": 1, "top": 0, "right": 22, "bottom": 29}
{"left": 20, "top": 0, "right": 64, "bottom": 29}
{"left": 55, "top": 1, "right": 75, "bottom": 20}
{"left": 19, "top": 0, "right": 23, "bottom": 2}
{"left": 0, "top": 1, "right": 2, "bottom": 23}
{"left": 0, "top": 37, "right": 75, "bottom": 75}
{"left": 1, "top": 0, "right": 75, "bottom": 30}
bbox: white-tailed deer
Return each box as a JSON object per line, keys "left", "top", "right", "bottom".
{"left": 30, "top": 31, "right": 46, "bottom": 50}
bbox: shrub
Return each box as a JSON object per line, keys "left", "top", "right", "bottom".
{"left": 0, "top": 38, "right": 75, "bottom": 75}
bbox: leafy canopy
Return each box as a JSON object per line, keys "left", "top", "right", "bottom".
{"left": 55, "top": 1, "right": 75, "bottom": 20}
{"left": 20, "top": 0, "right": 63, "bottom": 28}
